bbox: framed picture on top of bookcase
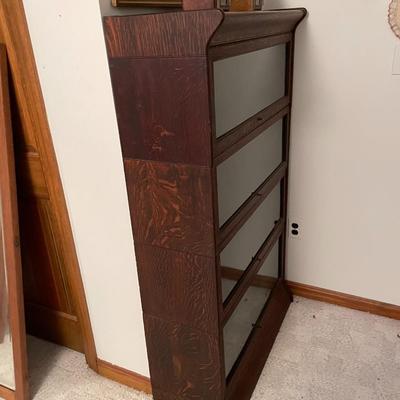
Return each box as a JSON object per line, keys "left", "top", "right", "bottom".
{"left": 111, "top": 0, "right": 242, "bottom": 10}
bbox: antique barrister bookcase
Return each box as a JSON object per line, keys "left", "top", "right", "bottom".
{"left": 104, "top": 3, "right": 306, "bottom": 399}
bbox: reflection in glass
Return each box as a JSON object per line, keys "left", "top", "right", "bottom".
{"left": 217, "top": 120, "right": 283, "bottom": 226}
{"left": 220, "top": 185, "right": 280, "bottom": 302}
{"left": 214, "top": 44, "right": 286, "bottom": 137}
{"left": 223, "top": 243, "right": 279, "bottom": 376}
{"left": 0, "top": 193, "right": 15, "bottom": 390}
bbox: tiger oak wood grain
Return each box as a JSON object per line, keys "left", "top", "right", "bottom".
{"left": 125, "top": 159, "right": 215, "bottom": 256}
{"left": 144, "top": 315, "right": 223, "bottom": 399}
{"left": 135, "top": 244, "right": 219, "bottom": 335}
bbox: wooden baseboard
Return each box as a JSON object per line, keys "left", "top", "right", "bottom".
{"left": 287, "top": 281, "right": 400, "bottom": 320}
{"left": 0, "top": 385, "right": 15, "bottom": 400}
{"left": 97, "top": 359, "right": 152, "bottom": 395}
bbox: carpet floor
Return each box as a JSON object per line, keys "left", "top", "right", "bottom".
{"left": 19, "top": 297, "right": 400, "bottom": 399}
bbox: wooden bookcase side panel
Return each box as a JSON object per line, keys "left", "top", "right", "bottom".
{"left": 103, "top": 10, "right": 224, "bottom": 58}
{"left": 124, "top": 159, "right": 215, "bottom": 257}
{"left": 105, "top": 8, "right": 307, "bottom": 400}
{"left": 109, "top": 57, "right": 213, "bottom": 166}
{"left": 135, "top": 243, "right": 220, "bottom": 336}
{"left": 144, "top": 314, "right": 223, "bottom": 399}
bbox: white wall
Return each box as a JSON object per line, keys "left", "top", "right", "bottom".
{"left": 265, "top": 0, "right": 400, "bottom": 306}
{"left": 22, "top": 0, "right": 149, "bottom": 376}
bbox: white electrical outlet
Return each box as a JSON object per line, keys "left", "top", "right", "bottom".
{"left": 393, "top": 45, "right": 400, "bottom": 75}
{"left": 289, "top": 222, "right": 300, "bottom": 239}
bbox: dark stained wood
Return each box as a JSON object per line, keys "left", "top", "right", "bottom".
{"left": 210, "top": 9, "right": 307, "bottom": 47}
{"left": 135, "top": 244, "right": 219, "bottom": 335}
{"left": 215, "top": 101, "right": 289, "bottom": 165}
{"left": 109, "top": 57, "right": 212, "bottom": 166}
{"left": 16, "top": 153, "right": 48, "bottom": 198}
{"left": 225, "top": 280, "right": 291, "bottom": 400}
{"left": 182, "top": 0, "right": 215, "bottom": 10}
{"left": 113, "top": 0, "right": 181, "bottom": 6}
{"left": 104, "top": 10, "right": 223, "bottom": 58}
{"left": 223, "top": 220, "right": 284, "bottom": 325}
{"left": 287, "top": 281, "right": 400, "bottom": 321}
{"left": 209, "top": 33, "right": 291, "bottom": 61}
{"left": 105, "top": 6, "right": 306, "bottom": 400}
{"left": 0, "top": 0, "right": 97, "bottom": 369}
{"left": 0, "top": 43, "right": 29, "bottom": 400}
{"left": 19, "top": 200, "right": 74, "bottom": 312}
{"left": 125, "top": 159, "right": 215, "bottom": 257}
{"left": 144, "top": 314, "right": 223, "bottom": 399}
{"left": 218, "top": 162, "right": 287, "bottom": 251}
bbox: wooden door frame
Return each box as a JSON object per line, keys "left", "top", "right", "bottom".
{"left": 0, "top": 43, "right": 29, "bottom": 400}
{"left": 0, "top": 0, "right": 98, "bottom": 370}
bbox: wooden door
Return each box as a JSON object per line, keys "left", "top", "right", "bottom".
{"left": 0, "top": 0, "right": 97, "bottom": 369}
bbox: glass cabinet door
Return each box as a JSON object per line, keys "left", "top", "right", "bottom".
{"left": 214, "top": 44, "right": 286, "bottom": 137}
{"left": 223, "top": 243, "right": 280, "bottom": 376}
{"left": 217, "top": 119, "right": 283, "bottom": 226}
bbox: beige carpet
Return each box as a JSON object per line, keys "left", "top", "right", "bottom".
{"left": 17, "top": 297, "right": 400, "bottom": 399}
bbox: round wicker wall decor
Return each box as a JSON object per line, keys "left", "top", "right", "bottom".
{"left": 389, "top": 0, "right": 400, "bottom": 38}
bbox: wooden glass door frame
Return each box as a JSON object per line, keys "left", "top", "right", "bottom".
{"left": 0, "top": 0, "right": 97, "bottom": 370}
{"left": 0, "top": 44, "right": 29, "bottom": 400}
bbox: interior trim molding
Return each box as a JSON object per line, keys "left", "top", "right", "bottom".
{"left": 97, "top": 359, "right": 152, "bottom": 395}
{"left": 287, "top": 281, "right": 400, "bottom": 320}
{"left": 0, "top": 385, "right": 15, "bottom": 400}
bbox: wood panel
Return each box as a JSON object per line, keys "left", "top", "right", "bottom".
{"left": 144, "top": 315, "right": 223, "bottom": 399}
{"left": 16, "top": 153, "right": 48, "bottom": 199}
{"left": 135, "top": 244, "right": 219, "bottom": 335}
{"left": 109, "top": 57, "right": 212, "bottom": 166}
{"left": 97, "top": 359, "right": 152, "bottom": 395}
{"left": 19, "top": 200, "right": 73, "bottom": 313}
{"left": 210, "top": 9, "right": 307, "bottom": 47}
{"left": 25, "top": 303, "right": 83, "bottom": 353}
{"left": 287, "top": 281, "right": 400, "bottom": 320}
{"left": 104, "top": 10, "right": 223, "bottom": 58}
{"left": 182, "top": 0, "right": 216, "bottom": 10}
{"left": 209, "top": 33, "right": 291, "bottom": 61}
{"left": 125, "top": 159, "right": 215, "bottom": 257}
{"left": 0, "top": 0, "right": 97, "bottom": 369}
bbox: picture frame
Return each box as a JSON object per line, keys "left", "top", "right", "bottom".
{"left": 112, "top": 0, "right": 182, "bottom": 6}
{"left": 111, "top": 0, "right": 261, "bottom": 9}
